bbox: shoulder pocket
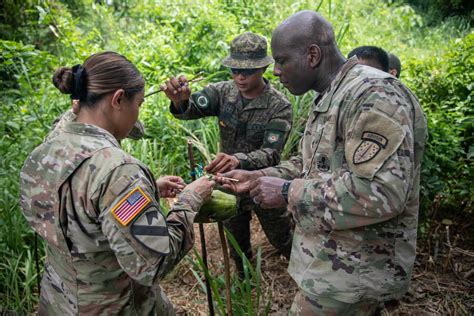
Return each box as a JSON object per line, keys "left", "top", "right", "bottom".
{"left": 346, "top": 110, "right": 405, "bottom": 179}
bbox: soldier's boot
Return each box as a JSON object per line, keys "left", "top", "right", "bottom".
{"left": 155, "top": 285, "right": 175, "bottom": 316}
{"left": 223, "top": 209, "right": 252, "bottom": 279}
{"left": 254, "top": 205, "right": 294, "bottom": 259}
{"left": 289, "top": 290, "right": 383, "bottom": 316}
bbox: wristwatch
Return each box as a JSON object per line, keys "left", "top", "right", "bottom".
{"left": 281, "top": 181, "right": 292, "bottom": 203}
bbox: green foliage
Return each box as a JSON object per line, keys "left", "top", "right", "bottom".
{"left": 397, "top": 0, "right": 474, "bottom": 23}
{"left": 0, "top": 0, "right": 472, "bottom": 313}
{"left": 404, "top": 32, "right": 474, "bottom": 217}
{"left": 188, "top": 229, "right": 271, "bottom": 315}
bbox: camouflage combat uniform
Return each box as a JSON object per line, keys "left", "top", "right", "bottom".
{"left": 171, "top": 80, "right": 294, "bottom": 267}
{"left": 20, "top": 122, "right": 203, "bottom": 315}
{"left": 262, "top": 57, "right": 427, "bottom": 314}
{"left": 46, "top": 109, "right": 145, "bottom": 141}
{"left": 170, "top": 32, "right": 294, "bottom": 272}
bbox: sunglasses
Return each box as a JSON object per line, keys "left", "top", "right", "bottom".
{"left": 230, "top": 68, "right": 260, "bottom": 76}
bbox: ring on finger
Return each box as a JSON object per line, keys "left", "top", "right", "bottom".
{"left": 253, "top": 197, "right": 260, "bottom": 204}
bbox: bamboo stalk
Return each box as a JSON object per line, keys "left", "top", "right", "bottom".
{"left": 187, "top": 139, "right": 215, "bottom": 316}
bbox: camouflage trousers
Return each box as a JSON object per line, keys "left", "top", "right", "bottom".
{"left": 224, "top": 195, "right": 293, "bottom": 275}
{"left": 289, "top": 290, "right": 383, "bottom": 316}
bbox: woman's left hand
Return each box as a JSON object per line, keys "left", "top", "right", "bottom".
{"left": 156, "top": 176, "right": 186, "bottom": 198}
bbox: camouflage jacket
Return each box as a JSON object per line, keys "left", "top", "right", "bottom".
{"left": 262, "top": 57, "right": 427, "bottom": 303}
{"left": 170, "top": 80, "right": 293, "bottom": 170}
{"left": 46, "top": 109, "right": 145, "bottom": 141}
{"left": 20, "top": 122, "right": 202, "bottom": 315}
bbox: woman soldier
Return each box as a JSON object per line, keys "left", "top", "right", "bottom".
{"left": 19, "top": 51, "right": 214, "bottom": 315}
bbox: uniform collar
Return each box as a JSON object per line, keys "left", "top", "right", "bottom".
{"left": 235, "top": 78, "right": 273, "bottom": 111}
{"left": 64, "top": 122, "right": 121, "bottom": 147}
{"left": 313, "top": 56, "right": 359, "bottom": 113}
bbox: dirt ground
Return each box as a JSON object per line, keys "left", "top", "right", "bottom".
{"left": 162, "top": 216, "right": 474, "bottom": 315}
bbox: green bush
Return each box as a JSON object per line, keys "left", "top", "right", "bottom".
{"left": 0, "top": 0, "right": 472, "bottom": 313}
{"left": 398, "top": 0, "right": 474, "bottom": 23}
{"left": 404, "top": 32, "right": 473, "bottom": 217}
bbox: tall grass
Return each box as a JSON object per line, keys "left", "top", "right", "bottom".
{"left": 0, "top": 0, "right": 471, "bottom": 313}
{"left": 188, "top": 229, "right": 272, "bottom": 315}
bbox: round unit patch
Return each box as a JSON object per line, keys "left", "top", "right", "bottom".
{"left": 196, "top": 94, "right": 209, "bottom": 109}
{"left": 267, "top": 132, "right": 280, "bottom": 144}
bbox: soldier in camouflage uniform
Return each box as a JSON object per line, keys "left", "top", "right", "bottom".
{"left": 47, "top": 109, "right": 146, "bottom": 141}
{"left": 218, "top": 11, "right": 427, "bottom": 315}
{"left": 347, "top": 45, "right": 389, "bottom": 72}
{"left": 19, "top": 52, "right": 214, "bottom": 315}
{"left": 161, "top": 32, "right": 294, "bottom": 274}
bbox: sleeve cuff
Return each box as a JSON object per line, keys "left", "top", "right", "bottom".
{"left": 171, "top": 189, "right": 203, "bottom": 213}
{"left": 169, "top": 101, "right": 189, "bottom": 116}
{"left": 232, "top": 153, "right": 247, "bottom": 169}
{"left": 287, "top": 178, "right": 305, "bottom": 212}
{"left": 260, "top": 167, "right": 280, "bottom": 177}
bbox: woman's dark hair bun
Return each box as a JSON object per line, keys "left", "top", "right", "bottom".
{"left": 52, "top": 67, "right": 73, "bottom": 94}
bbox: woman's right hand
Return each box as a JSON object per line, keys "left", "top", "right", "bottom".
{"left": 184, "top": 176, "right": 215, "bottom": 202}
{"left": 160, "top": 75, "right": 192, "bottom": 106}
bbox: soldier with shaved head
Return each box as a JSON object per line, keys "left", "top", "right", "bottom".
{"left": 218, "top": 10, "right": 427, "bottom": 315}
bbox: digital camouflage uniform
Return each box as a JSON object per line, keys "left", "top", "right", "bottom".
{"left": 47, "top": 109, "right": 145, "bottom": 141}
{"left": 261, "top": 57, "right": 427, "bottom": 314}
{"left": 171, "top": 32, "right": 294, "bottom": 271}
{"left": 20, "top": 122, "right": 203, "bottom": 315}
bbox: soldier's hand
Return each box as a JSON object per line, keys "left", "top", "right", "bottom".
{"left": 156, "top": 175, "right": 186, "bottom": 198}
{"left": 160, "top": 75, "right": 191, "bottom": 107}
{"left": 184, "top": 176, "right": 215, "bottom": 202}
{"left": 249, "top": 176, "right": 287, "bottom": 209}
{"left": 215, "top": 169, "right": 264, "bottom": 194}
{"left": 205, "top": 153, "right": 240, "bottom": 174}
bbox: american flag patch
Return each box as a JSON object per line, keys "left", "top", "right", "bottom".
{"left": 112, "top": 187, "right": 151, "bottom": 226}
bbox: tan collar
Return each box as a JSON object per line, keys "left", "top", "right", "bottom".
{"left": 64, "top": 122, "right": 120, "bottom": 147}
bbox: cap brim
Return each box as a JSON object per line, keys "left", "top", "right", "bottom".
{"left": 221, "top": 56, "right": 274, "bottom": 69}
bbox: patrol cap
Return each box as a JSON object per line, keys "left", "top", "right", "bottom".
{"left": 221, "top": 32, "right": 274, "bottom": 69}
{"left": 127, "top": 120, "right": 145, "bottom": 140}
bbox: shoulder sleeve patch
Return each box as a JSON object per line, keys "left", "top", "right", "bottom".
{"left": 111, "top": 187, "right": 151, "bottom": 226}
{"left": 131, "top": 208, "right": 170, "bottom": 255}
{"left": 192, "top": 91, "right": 210, "bottom": 109}
{"left": 192, "top": 86, "right": 219, "bottom": 107}
{"left": 346, "top": 110, "right": 405, "bottom": 179}
{"left": 267, "top": 132, "right": 281, "bottom": 144}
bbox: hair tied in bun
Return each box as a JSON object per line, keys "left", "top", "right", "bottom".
{"left": 71, "top": 64, "right": 87, "bottom": 101}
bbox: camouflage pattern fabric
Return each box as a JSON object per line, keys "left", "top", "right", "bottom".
{"left": 20, "top": 122, "right": 201, "bottom": 315}
{"left": 289, "top": 291, "right": 382, "bottom": 315}
{"left": 170, "top": 79, "right": 294, "bottom": 270}
{"left": 221, "top": 32, "right": 274, "bottom": 69}
{"left": 46, "top": 109, "right": 145, "bottom": 141}
{"left": 225, "top": 196, "right": 293, "bottom": 274}
{"left": 171, "top": 80, "right": 293, "bottom": 169}
{"left": 262, "top": 57, "right": 428, "bottom": 306}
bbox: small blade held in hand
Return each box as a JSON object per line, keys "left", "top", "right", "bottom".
{"left": 145, "top": 71, "right": 206, "bottom": 98}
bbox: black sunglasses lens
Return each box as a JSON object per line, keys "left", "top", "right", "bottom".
{"left": 231, "top": 68, "right": 258, "bottom": 76}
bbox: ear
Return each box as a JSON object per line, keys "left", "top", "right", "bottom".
{"left": 111, "top": 89, "right": 126, "bottom": 110}
{"left": 389, "top": 69, "right": 398, "bottom": 77}
{"left": 307, "top": 44, "right": 321, "bottom": 68}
